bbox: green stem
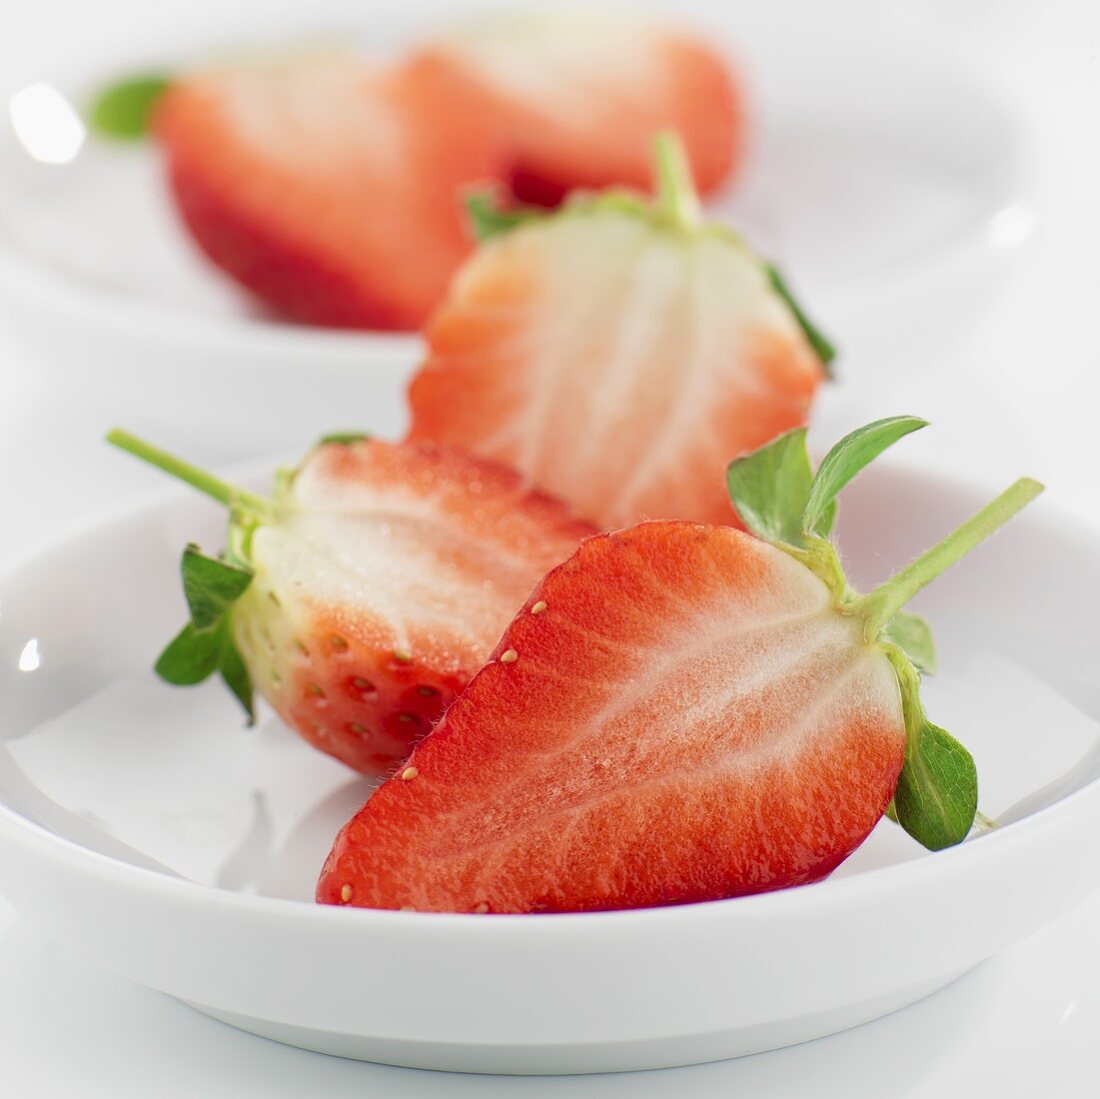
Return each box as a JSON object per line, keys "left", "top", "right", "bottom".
{"left": 853, "top": 477, "right": 1043, "bottom": 639}
{"left": 653, "top": 131, "right": 700, "bottom": 231}
{"left": 107, "top": 428, "right": 272, "bottom": 520}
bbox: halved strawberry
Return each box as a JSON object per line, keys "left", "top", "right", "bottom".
{"left": 414, "top": 9, "right": 743, "bottom": 205}
{"left": 154, "top": 52, "right": 501, "bottom": 329}
{"left": 318, "top": 419, "right": 1040, "bottom": 912}
{"left": 107, "top": 430, "right": 594, "bottom": 774}
{"left": 407, "top": 135, "right": 830, "bottom": 531}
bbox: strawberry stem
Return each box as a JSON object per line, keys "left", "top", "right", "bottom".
{"left": 853, "top": 477, "right": 1043, "bottom": 640}
{"left": 653, "top": 131, "right": 700, "bottom": 231}
{"left": 107, "top": 428, "right": 272, "bottom": 521}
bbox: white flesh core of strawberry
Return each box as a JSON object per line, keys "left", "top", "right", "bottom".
{"left": 206, "top": 55, "right": 407, "bottom": 178}
{"left": 456, "top": 211, "right": 813, "bottom": 525}
{"left": 230, "top": 458, "right": 565, "bottom": 681}
{"left": 516, "top": 539, "right": 902, "bottom": 784}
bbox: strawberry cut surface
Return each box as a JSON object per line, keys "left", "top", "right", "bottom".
{"left": 417, "top": 10, "right": 742, "bottom": 204}
{"left": 155, "top": 53, "right": 500, "bottom": 329}
{"left": 317, "top": 522, "right": 905, "bottom": 912}
{"left": 109, "top": 429, "right": 595, "bottom": 777}
{"left": 233, "top": 439, "right": 595, "bottom": 773}
{"left": 408, "top": 185, "right": 825, "bottom": 531}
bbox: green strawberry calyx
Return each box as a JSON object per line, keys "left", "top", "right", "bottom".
{"left": 465, "top": 131, "right": 836, "bottom": 374}
{"left": 106, "top": 428, "right": 364, "bottom": 723}
{"left": 726, "top": 416, "right": 1043, "bottom": 851}
{"left": 88, "top": 73, "right": 173, "bottom": 141}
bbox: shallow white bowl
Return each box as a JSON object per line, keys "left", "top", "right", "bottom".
{"left": 0, "top": 461, "right": 1096, "bottom": 1074}
{"left": 0, "top": 1, "right": 1032, "bottom": 460}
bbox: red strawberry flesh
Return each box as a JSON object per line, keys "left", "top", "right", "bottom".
{"left": 317, "top": 522, "right": 905, "bottom": 912}
{"left": 416, "top": 11, "right": 743, "bottom": 204}
{"left": 155, "top": 53, "right": 501, "bottom": 329}
{"left": 407, "top": 188, "right": 824, "bottom": 530}
{"left": 231, "top": 438, "right": 595, "bottom": 773}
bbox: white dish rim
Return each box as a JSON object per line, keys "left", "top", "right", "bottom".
{"left": 1, "top": 463, "right": 1097, "bottom": 935}
{"left": 0, "top": 236, "right": 423, "bottom": 364}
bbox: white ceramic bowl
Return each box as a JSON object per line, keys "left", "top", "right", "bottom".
{"left": 0, "top": 460, "right": 1096, "bottom": 1074}
{"left": 0, "top": 1, "right": 1032, "bottom": 461}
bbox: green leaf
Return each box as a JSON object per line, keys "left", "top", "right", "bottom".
{"left": 155, "top": 622, "right": 222, "bottom": 685}
{"left": 157, "top": 542, "right": 255, "bottom": 723}
{"left": 465, "top": 191, "right": 544, "bottom": 242}
{"left": 882, "top": 610, "right": 937, "bottom": 675}
{"left": 155, "top": 615, "right": 254, "bottom": 721}
{"left": 895, "top": 720, "right": 978, "bottom": 850}
{"left": 765, "top": 263, "right": 836, "bottom": 375}
{"left": 886, "top": 648, "right": 977, "bottom": 850}
{"left": 803, "top": 416, "right": 928, "bottom": 536}
{"left": 726, "top": 427, "right": 816, "bottom": 547}
{"left": 181, "top": 545, "right": 253, "bottom": 630}
{"left": 88, "top": 74, "right": 172, "bottom": 140}
{"left": 318, "top": 432, "right": 370, "bottom": 446}
{"left": 218, "top": 627, "right": 255, "bottom": 724}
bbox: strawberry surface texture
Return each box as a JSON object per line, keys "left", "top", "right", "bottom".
{"left": 156, "top": 53, "right": 500, "bottom": 329}
{"left": 408, "top": 136, "right": 829, "bottom": 530}
{"left": 108, "top": 431, "right": 595, "bottom": 774}
{"left": 319, "top": 419, "right": 1041, "bottom": 912}
{"left": 319, "top": 522, "right": 905, "bottom": 912}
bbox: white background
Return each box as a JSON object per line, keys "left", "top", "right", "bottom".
{"left": 2, "top": 1, "right": 1099, "bottom": 1094}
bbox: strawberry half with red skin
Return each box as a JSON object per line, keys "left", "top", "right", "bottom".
{"left": 107, "top": 430, "right": 594, "bottom": 774}
{"left": 154, "top": 52, "right": 500, "bottom": 329}
{"left": 407, "top": 134, "right": 831, "bottom": 532}
{"left": 318, "top": 418, "right": 1041, "bottom": 912}
{"left": 414, "top": 9, "right": 743, "bottom": 205}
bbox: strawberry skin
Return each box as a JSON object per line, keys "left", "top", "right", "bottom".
{"left": 407, "top": 176, "right": 825, "bottom": 531}
{"left": 317, "top": 522, "right": 905, "bottom": 912}
{"left": 110, "top": 429, "right": 595, "bottom": 776}
{"left": 230, "top": 439, "right": 594, "bottom": 773}
{"left": 155, "top": 53, "right": 500, "bottom": 329}
{"left": 417, "top": 10, "right": 742, "bottom": 204}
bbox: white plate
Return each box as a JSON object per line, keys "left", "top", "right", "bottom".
{"left": 0, "top": 1, "right": 1032, "bottom": 460}
{"left": 0, "top": 460, "right": 1097, "bottom": 1074}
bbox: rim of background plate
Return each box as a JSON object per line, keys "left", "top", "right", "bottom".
{"left": 0, "top": 0, "right": 1036, "bottom": 368}
{"left": 0, "top": 459, "right": 1097, "bottom": 936}
{"left": 0, "top": 220, "right": 424, "bottom": 366}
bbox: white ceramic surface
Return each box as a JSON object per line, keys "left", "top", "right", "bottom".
{"left": 0, "top": 2, "right": 1032, "bottom": 460}
{"left": 0, "top": 460, "right": 1096, "bottom": 1074}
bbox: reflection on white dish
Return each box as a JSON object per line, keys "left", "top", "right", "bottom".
{"left": 16, "top": 639, "right": 39, "bottom": 672}
{"left": 2, "top": 676, "right": 374, "bottom": 896}
{"left": 8, "top": 83, "right": 86, "bottom": 165}
{"left": 988, "top": 201, "right": 1038, "bottom": 250}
